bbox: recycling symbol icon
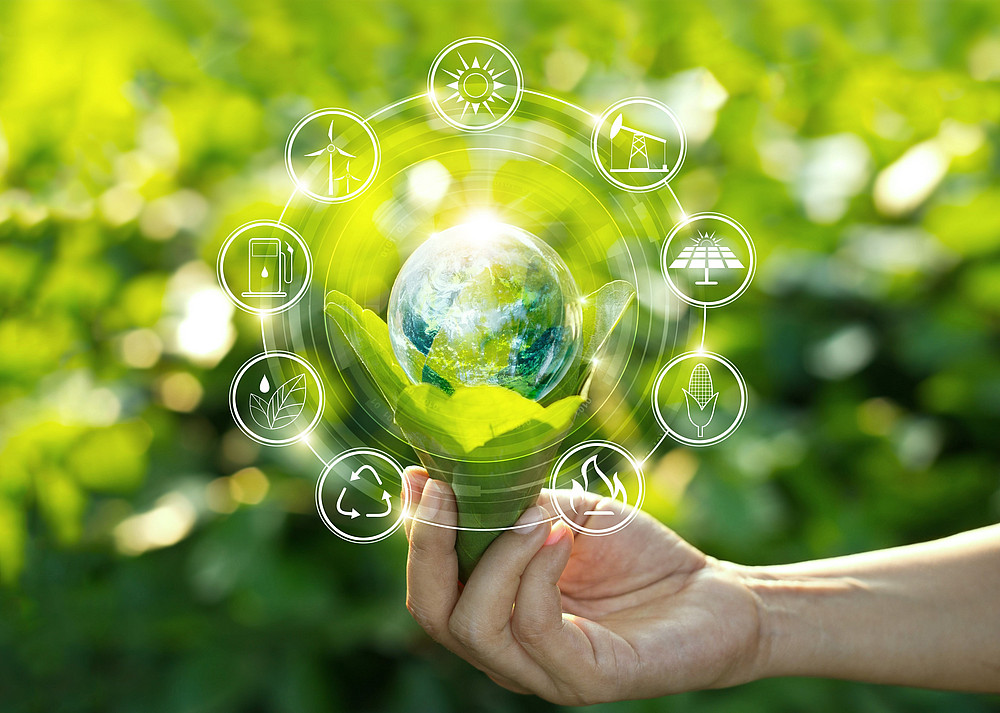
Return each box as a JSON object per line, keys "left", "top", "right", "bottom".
{"left": 336, "top": 465, "right": 393, "bottom": 519}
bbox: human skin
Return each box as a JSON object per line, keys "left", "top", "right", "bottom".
{"left": 402, "top": 466, "right": 1000, "bottom": 705}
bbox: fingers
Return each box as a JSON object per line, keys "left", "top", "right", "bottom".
{"left": 452, "top": 506, "right": 551, "bottom": 634}
{"left": 404, "top": 476, "right": 530, "bottom": 693}
{"left": 405, "top": 479, "right": 460, "bottom": 644}
{"left": 512, "top": 521, "right": 596, "bottom": 677}
{"left": 512, "top": 521, "right": 573, "bottom": 645}
{"left": 402, "top": 466, "right": 428, "bottom": 539}
{"left": 446, "top": 506, "right": 558, "bottom": 692}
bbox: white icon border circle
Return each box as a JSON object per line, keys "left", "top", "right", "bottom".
{"left": 284, "top": 108, "right": 381, "bottom": 204}
{"left": 548, "top": 440, "right": 645, "bottom": 537}
{"left": 427, "top": 36, "right": 525, "bottom": 133}
{"left": 217, "top": 220, "right": 313, "bottom": 316}
{"left": 652, "top": 350, "right": 748, "bottom": 447}
{"left": 591, "top": 96, "right": 688, "bottom": 193}
{"left": 661, "top": 212, "right": 756, "bottom": 309}
{"left": 229, "top": 350, "right": 325, "bottom": 446}
{"left": 315, "top": 448, "right": 411, "bottom": 544}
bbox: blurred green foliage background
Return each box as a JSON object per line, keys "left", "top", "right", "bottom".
{"left": 1, "top": 0, "right": 999, "bottom": 710}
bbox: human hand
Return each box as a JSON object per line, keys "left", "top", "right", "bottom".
{"left": 402, "top": 467, "right": 763, "bottom": 705}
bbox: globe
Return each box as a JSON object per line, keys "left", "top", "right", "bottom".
{"left": 387, "top": 222, "right": 582, "bottom": 400}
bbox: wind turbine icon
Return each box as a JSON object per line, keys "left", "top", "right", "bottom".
{"left": 304, "top": 120, "right": 358, "bottom": 196}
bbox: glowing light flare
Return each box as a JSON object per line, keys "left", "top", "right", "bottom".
{"left": 874, "top": 140, "right": 949, "bottom": 217}
{"left": 114, "top": 492, "right": 196, "bottom": 556}
{"left": 175, "top": 286, "right": 235, "bottom": 367}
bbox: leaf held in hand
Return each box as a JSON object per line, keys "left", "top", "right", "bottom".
{"left": 323, "top": 286, "right": 635, "bottom": 580}
{"left": 325, "top": 291, "right": 411, "bottom": 409}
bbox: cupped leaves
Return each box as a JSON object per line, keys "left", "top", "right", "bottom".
{"left": 393, "top": 383, "right": 583, "bottom": 459}
{"left": 541, "top": 279, "right": 636, "bottom": 404}
{"left": 325, "top": 291, "right": 410, "bottom": 410}
{"left": 395, "top": 383, "right": 584, "bottom": 579}
{"left": 324, "top": 282, "right": 635, "bottom": 579}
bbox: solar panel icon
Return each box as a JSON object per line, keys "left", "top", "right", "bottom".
{"left": 668, "top": 231, "right": 745, "bottom": 286}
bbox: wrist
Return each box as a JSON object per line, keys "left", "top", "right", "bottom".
{"left": 735, "top": 564, "right": 866, "bottom": 683}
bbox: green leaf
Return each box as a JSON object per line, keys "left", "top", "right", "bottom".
{"left": 396, "top": 384, "right": 584, "bottom": 580}
{"left": 581, "top": 280, "right": 636, "bottom": 363}
{"left": 325, "top": 291, "right": 412, "bottom": 410}
{"left": 394, "top": 383, "right": 580, "bottom": 457}
{"left": 542, "top": 279, "right": 636, "bottom": 403}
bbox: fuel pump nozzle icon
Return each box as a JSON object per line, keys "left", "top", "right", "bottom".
{"left": 242, "top": 237, "right": 294, "bottom": 298}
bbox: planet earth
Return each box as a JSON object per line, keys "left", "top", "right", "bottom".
{"left": 387, "top": 222, "right": 582, "bottom": 400}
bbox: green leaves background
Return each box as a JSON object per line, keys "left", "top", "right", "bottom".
{"left": 2, "top": 1, "right": 1000, "bottom": 711}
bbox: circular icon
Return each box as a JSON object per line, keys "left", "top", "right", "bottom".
{"left": 548, "top": 440, "right": 644, "bottom": 536}
{"left": 285, "top": 108, "right": 380, "bottom": 204}
{"left": 217, "top": 221, "right": 313, "bottom": 315}
{"left": 229, "top": 351, "right": 325, "bottom": 446}
{"left": 315, "top": 448, "right": 410, "bottom": 543}
{"left": 591, "top": 97, "right": 687, "bottom": 192}
{"left": 661, "top": 213, "right": 755, "bottom": 308}
{"left": 428, "top": 37, "right": 524, "bottom": 132}
{"left": 652, "top": 351, "right": 747, "bottom": 447}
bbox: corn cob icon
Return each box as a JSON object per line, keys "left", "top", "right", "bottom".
{"left": 683, "top": 363, "right": 718, "bottom": 437}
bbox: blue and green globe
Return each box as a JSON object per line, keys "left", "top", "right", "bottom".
{"left": 387, "top": 222, "right": 582, "bottom": 400}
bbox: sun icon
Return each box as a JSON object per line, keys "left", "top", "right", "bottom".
{"left": 443, "top": 53, "right": 509, "bottom": 118}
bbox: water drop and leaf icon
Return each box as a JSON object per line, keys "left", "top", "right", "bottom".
{"left": 249, "top": 373, "right": 307, "bottom": 430}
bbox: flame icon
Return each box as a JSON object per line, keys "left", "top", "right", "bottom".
{"left": 570, "top": 454, "right": 628, "bottom": 516}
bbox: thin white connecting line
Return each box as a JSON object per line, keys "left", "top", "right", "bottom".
{"left": 663, "top": 183, "right": 687, "bottom": 223}
{"left": 366, "top": 93, "right": 424, "bottom": 122}
{"left": 278, "top": 187, "right": 297, "bottom": 225}
{"left": 304, "top": 439, "right": 329, "bottom": 466}
{"left": 523, "top": 89, "right": 597, "bottom": 121}
{"left": 260, "top": 317, "right": 269, "bottom": 353}
{"left": 640, "top": 431, "right": 670, "bottom": 466}
{"left": 701, "top": 306, "right": 707, "bottom": 350}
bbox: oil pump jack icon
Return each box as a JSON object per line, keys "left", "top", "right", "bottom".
{"left": 570, "top": 454, "right": 629, "bottom": 516}
{"left": 609, "top": 113, "right": 670, "bottom": 173}
{"left": 336, "top": 465, "right": 393, "bottom": 520}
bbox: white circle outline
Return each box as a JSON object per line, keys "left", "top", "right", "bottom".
{"left": 651, "top": 351, "right": 748, "bottom": 447}
{"left": 315, "top": 448, "right": 411, "bottom": 544}
{"left": 661, "top": 212, "right": 756, "bottom": 309}
{"left": 217, "top": 220, "right": 313, "bottom": 315}
{"left": 591, "top": 96, "right": 687, "bottom": 192}
{"left": 284, "top": 108, "right": 381, "bottom": 204}
{"left": 229, "top": 350, "right": 325, "bottom": 446}
{"left": 427, "top": 36, "right": 524, "bottom": 133}
{"left": 548, "top": 440, "right": 645, "bottom": 536}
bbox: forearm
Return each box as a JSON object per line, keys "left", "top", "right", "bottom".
{"left": 740, "top": 524, "right": 1000, "bottom": 692}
